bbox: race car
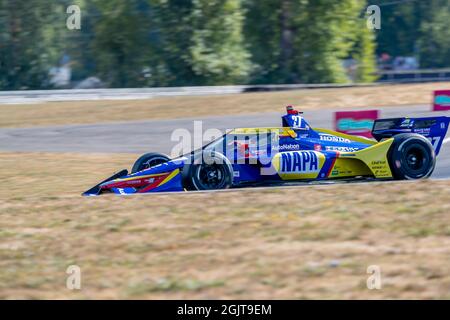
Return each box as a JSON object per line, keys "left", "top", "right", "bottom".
{"left": 83, "top": 106, "right": 449, "bottom": 196}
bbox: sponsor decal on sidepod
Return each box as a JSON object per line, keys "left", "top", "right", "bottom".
{"left": 272, "top": 144, "right": 301, "bottom": 151}
{"left": 319, "top": 134, "right": 351, "bottom": 143}
{"left": 280, "top": 151, "right": 319, "bottom": 173}
{"left": 325, "top": 146, "right": 360, "bottom": 152}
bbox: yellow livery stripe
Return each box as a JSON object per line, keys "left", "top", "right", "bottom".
{"left": 157, "top": 169, "right": 180, "bottom": 187}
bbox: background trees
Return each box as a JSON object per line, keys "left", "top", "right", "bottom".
{"left": 0, "top": 0, "right": 449, "bottom": 89}
{"left": 148, "top": 0, "right": 251, "bottom": 86}
{"left": 91, "top": 0, "right": 152, "bottom": 87}
{"left": 416, "top": 0, "right": 450, "bottom": 68}
{"left": 0, "top": 0, "right": 65, "bottom": 89}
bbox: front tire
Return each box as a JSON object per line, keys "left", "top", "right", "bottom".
{"left": 184, "top": 152, "right": 233, "bottom": 191}
{"left": 131, "top": 152, "right": 170, "bottom": 173}
{"left": 388, "top": 133, "right": 435, "bottom": 180}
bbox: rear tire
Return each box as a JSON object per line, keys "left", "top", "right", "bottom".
{"left": 183, "top": 152, "right": 233, "bottom": 191}
{"left": 388, "top": 133, "right": 435, "bottom": 180}
{"left": 131, "top": 152, "right": 170, "bottom": 173}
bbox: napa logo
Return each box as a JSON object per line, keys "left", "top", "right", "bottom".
{"left": 435, "top": 95, "right": 450, "bottom": 106}
{"left": 337, "top": 118, "right": 374, "bottom": 131}
{"left": 280, "top": 151, "right": 319, "bottom": 173}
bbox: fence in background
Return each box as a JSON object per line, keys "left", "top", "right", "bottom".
{"left": 2, "top": 71, "right": 450, "bottom": 104}
{"left": 377, "top": 68, "right": 450, "bottom": 82}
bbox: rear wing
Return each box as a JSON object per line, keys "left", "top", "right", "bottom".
{"left": 372, "top": 116, "right": 450, "bottom": 155}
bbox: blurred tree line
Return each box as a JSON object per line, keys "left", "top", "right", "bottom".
{"left": 375, "top": 0, "right": 450, "bottom": 69}
{"left": 0, "top": 0, "right": 448, "bottom": 90}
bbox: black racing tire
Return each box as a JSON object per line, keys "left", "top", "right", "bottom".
{"left": 183, "top": 152, "right": 233, "bottom": 191}
{"left": 131, "top": 152, "right": 171, "bottom": 173}
{"left": 388, "top": 133, "right": 436, "bottom": 180}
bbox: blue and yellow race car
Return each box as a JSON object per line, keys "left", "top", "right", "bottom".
{"left": 83, "top": 106, "right": 449, "bottom": 196}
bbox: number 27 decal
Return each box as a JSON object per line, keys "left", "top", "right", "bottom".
{"left": 292, "top": 116, "right": 302, "bottom": 128}
{"left": 427, "top": 137, "right": 441, "bottom": 150}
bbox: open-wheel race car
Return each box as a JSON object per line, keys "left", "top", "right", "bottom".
{"left": 83, "top": 106, "right": 449, "bottom": 196}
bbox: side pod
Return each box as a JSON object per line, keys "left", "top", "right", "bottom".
{"left": 339, "top": 138, "right": 395, "bottom": 179}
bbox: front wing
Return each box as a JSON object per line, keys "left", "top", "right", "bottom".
{"left": 82, "top": 160, "right": 184, "bottom": 196}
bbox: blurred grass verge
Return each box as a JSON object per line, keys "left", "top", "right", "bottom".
{"left": 1, "top": 82, "right": 449, "bottom": 128}
{"left": 0, "top": 152, "right": 449, "bottom": 299}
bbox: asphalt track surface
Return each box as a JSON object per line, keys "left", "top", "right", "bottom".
{"left": 1, "top": 104, "right": 449, "bottom": 179}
